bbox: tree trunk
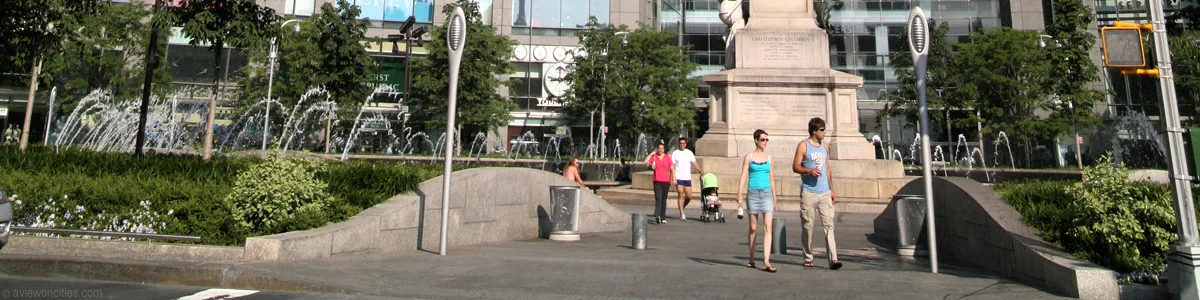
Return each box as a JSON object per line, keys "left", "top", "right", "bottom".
{"left": 19, "top": 56, "right": 42, "bottom": 151}
{"left": 202, "top": 44, "right": 224, "bottom": 161}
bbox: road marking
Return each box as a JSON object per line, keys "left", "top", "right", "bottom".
{"left": 178, "top": 288, "right": 259, "bottom": 300}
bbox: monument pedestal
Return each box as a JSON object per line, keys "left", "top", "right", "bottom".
{"left": 621, "top": 0, "right": 906, "bottom": 203}
{"left": 696, "top": 68, "right": 875, "bottom": 160}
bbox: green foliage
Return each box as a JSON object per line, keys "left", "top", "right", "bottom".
{"left": 40, "top": 1, "right": 173, "bottom": 114}
{"left": 0, "top": 145, "right": 440, "bottom": 245}
{"left": 1064, "top": 155, "right": 1176, "bottom": 273}
{"left": 319, "top": 161, "right": 443, "bottom": 208}
{"left": 235, "top": 0, "right": 375, "bottom": 136}
{"left": 997, "top": 154, "right": 1177, "bottom": 274}
{"left": 409, "top": 0, "right": 517, "bottom": 136}
{"left": 1043, "top": 0, "right": 1105, "bottom": 136}
{"left": 225, "top": 155, "right": 336, "bottom": 234}
{"left": 0, "top": 0, "right": 101, "bottom": 72}
{"left": 562, "top": 18, "right": 699, "bottom": 142}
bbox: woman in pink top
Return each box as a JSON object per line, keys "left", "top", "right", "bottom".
{"left": 644, "top": 143, "right": 673, "bottom": 224}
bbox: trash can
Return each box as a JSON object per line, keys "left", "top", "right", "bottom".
{"left": 894, "top": 194, "right": 927, "bottom": 256}
{"left": 0, "top": 190, "right": 11, "bottom": 250}
{"left": 549, "top": 186, "right": 581, "bottom": 241}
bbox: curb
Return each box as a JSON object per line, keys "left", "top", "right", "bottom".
{"left": 0, "top": 255, "right": 345, "bottom": 294}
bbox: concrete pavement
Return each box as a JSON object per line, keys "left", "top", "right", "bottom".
{"left": 0, "top": 203, "right": 1068, "bottom": 299}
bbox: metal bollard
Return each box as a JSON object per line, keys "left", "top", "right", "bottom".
{"left": 771, "top": 217, "right": 787, "bottom": 254}
{"left": 632, "top": 214, "right": 647, "bottom": 250}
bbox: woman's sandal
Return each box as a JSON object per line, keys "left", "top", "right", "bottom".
{"left": 802, "top": 260, "right": 814, "bottom": 268}
{"left": 831, "top": 261, "right": 843, "bottom": 270}
{"left": 746, "top": 262, "right": 756, "bottom": 269}
{"left": 762, "top": 265, "right": 777, "bottom": 273}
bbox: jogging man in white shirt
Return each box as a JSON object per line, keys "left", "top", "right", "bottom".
{"left": 671, "top": 137, "right": 703, "bottom": 221}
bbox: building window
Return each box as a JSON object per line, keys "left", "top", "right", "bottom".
{"left": 512, "top": 0, "right": 611, "bottom": 30}
{"left": 340, "top": 0, "right": 435, "bottom": 24}
{"left": 285, "top": 0, "right": 317, "bottom": 16}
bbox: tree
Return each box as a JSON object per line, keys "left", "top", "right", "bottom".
{"left": 170, "top": 0, "right": 280, "bottom": 160}
{"left": 1173, "top": 30, "right": 1200, "bottom": 124}
{"left": 40, "top": 1, "right": 173, "bottom": 113}
{"left": 0, "top": 0, "right": 100, "bottom": 73}
{"left": 0, "top": 0, "right": 101, "bottom": 150}
{"left": 1044, "top": 0, "right": 1105, "bottom": 146}
{"left": 562, "top": 19, "right": 698, "bottom": 143}
{"left": 235, "top": 0, "right": 375, "bottom": 147}
{"left": 954, "top": 27, "right": 1056, "bottom": 165}
{"left": 408, "top": 0, "right": 517, "bottom": 139}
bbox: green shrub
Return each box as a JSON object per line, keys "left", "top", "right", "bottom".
{"left": 997, "top": 154, "right": 1176, "bottom": 274}
{"left": 321, "top": 161, "right": 443, "bottom": 208}
{"left": 225, "top": 155, "right": 336, "bottom": 234}
{"left": 1064, "top": 155, "right": 1175, "bottom": 273}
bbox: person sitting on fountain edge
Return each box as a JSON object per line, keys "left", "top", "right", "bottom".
{"left": 616, "top": 158, "right": 633, "bottom": 182}
{"left": 563, "top": 156, "right": 586, "bottom": 187}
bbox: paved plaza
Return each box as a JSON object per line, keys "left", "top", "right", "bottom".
{"left": 0, "top": 203, "right": 1069, "bottom": 299}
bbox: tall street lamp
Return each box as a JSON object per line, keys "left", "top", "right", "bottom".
{"left": 264, "top": 19, "right": 304, "bottom": 150}
{"left": 1038, "top": 34, "right": 1083, "bottom": 170}
{"left": 440, "top": 7, "right": 466, "bottom": 256}
{"left": 908, "top": 6, "right": 938, "bottom": 274}
{"left": 599, "top": 31, "right": 628, "bottom": 160}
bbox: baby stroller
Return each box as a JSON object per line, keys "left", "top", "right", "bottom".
{"left": 699, "top": 173, "right": 726, "bottom": 223}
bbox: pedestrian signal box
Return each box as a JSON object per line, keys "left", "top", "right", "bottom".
{"left": 1101, "top": 26, "right": 1146, "bottom": 68}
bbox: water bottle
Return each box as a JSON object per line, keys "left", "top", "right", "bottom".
{"left": 737, "top": 206, "right": 744, "bottom": 219}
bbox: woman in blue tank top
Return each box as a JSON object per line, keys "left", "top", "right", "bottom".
{"left": 791, "top": 117, "right": 842, "bottom": 270}
{"left": 737, "top": 129, "right": 778, "bottom": 273}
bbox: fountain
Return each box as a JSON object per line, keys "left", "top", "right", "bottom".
{"left": 995, "top": 131, "right": 1016, "bottom": 170}
{"left": 340, "top": 86, "right": 397, "bottom": 161}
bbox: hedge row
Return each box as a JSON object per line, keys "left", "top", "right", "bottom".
{"left": 1, "top": 145, "right": 442, "bottom": 246}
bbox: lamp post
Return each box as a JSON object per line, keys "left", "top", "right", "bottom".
{"left": 1038, "top": 34, "right": 1083, "bottom": 170}
{"left": 440, "top": 7, "right": 466, "bottom": 256}
{"left": 598, "top": 31, "right": 629, "bottom": 160}
{"left": 908, "top": 7, "right": 938, "bottom": 274}
{"left": 264, "top": 19, "right": 304, "bottom": 150}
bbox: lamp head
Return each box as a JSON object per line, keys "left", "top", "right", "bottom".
{"left": 448, "top": 7, "right": 466, "bottom": 52}
{"left": 400, "top": 16, "right": 416, "bottom": 34}
{"left": 412, "top": 27, "right": 429, "bottom": 39}
{"left": 907, "top": 7, "right": 928, "bottom": 56}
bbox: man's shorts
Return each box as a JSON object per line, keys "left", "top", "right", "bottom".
{"left": 676, "top": 180, "right": 692, "bottom": 187}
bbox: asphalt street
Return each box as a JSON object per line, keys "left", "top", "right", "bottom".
{"left": 0, "top": 277, "right": 405, "bottom": 300}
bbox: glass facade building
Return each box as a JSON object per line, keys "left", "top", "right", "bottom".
{"left": 818, "top": 0, "right": 1005, "bottom": 138}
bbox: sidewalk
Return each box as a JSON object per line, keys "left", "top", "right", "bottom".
{"left": 0, "top": 204, "right": 1067, "bottom": 299}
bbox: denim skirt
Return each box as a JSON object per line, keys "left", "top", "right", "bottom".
{"left": 746, "top": 189, "right": 774, "bottom": 214}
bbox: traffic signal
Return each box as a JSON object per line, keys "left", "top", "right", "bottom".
{"left": 1102, "top": 21, "right": 1153, "bottom": 75}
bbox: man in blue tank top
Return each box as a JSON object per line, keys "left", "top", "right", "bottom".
{"left": 792, "top": 117, "right": 842, "bottom": 270}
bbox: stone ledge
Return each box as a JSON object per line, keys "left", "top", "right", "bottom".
{"left": 871, "top": 177, "right": 1118, "bottom": 299}
{"left": 2, "top": 236, "right": 244, "bottom": 262}
{"left": 244, "top": 167, "right": 631, "bottom": 261}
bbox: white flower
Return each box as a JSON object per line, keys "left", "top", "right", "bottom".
{"left": 14, "top": 200, "right": 21, "bottom": 206}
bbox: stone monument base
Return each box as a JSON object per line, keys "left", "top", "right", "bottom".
{"left": 696, "top": 68, "right": 874, "bottom": 160}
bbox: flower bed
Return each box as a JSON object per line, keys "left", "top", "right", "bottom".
{"left": 1, "top": 146, "right": 442, "bottom": 246}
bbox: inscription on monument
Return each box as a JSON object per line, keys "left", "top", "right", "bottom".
{"left": 738, "top": 93, "right": 825, "bottom": 129}
{"left": 749, "top": 34, "right": 813, "bottom": 62}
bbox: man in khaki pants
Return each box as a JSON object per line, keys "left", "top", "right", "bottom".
{"left": 792, "top": 118, "right": 842, "bottom": 270}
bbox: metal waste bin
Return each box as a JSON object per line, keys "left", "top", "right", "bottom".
{"left": 894, "top": 194, "right": 927, "bottom": 256}
{"left": 0, "top": 190, "right": 11, "bottom": 250}
{"left": 549, "top": 186, "right": 581, "bottom": 241}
